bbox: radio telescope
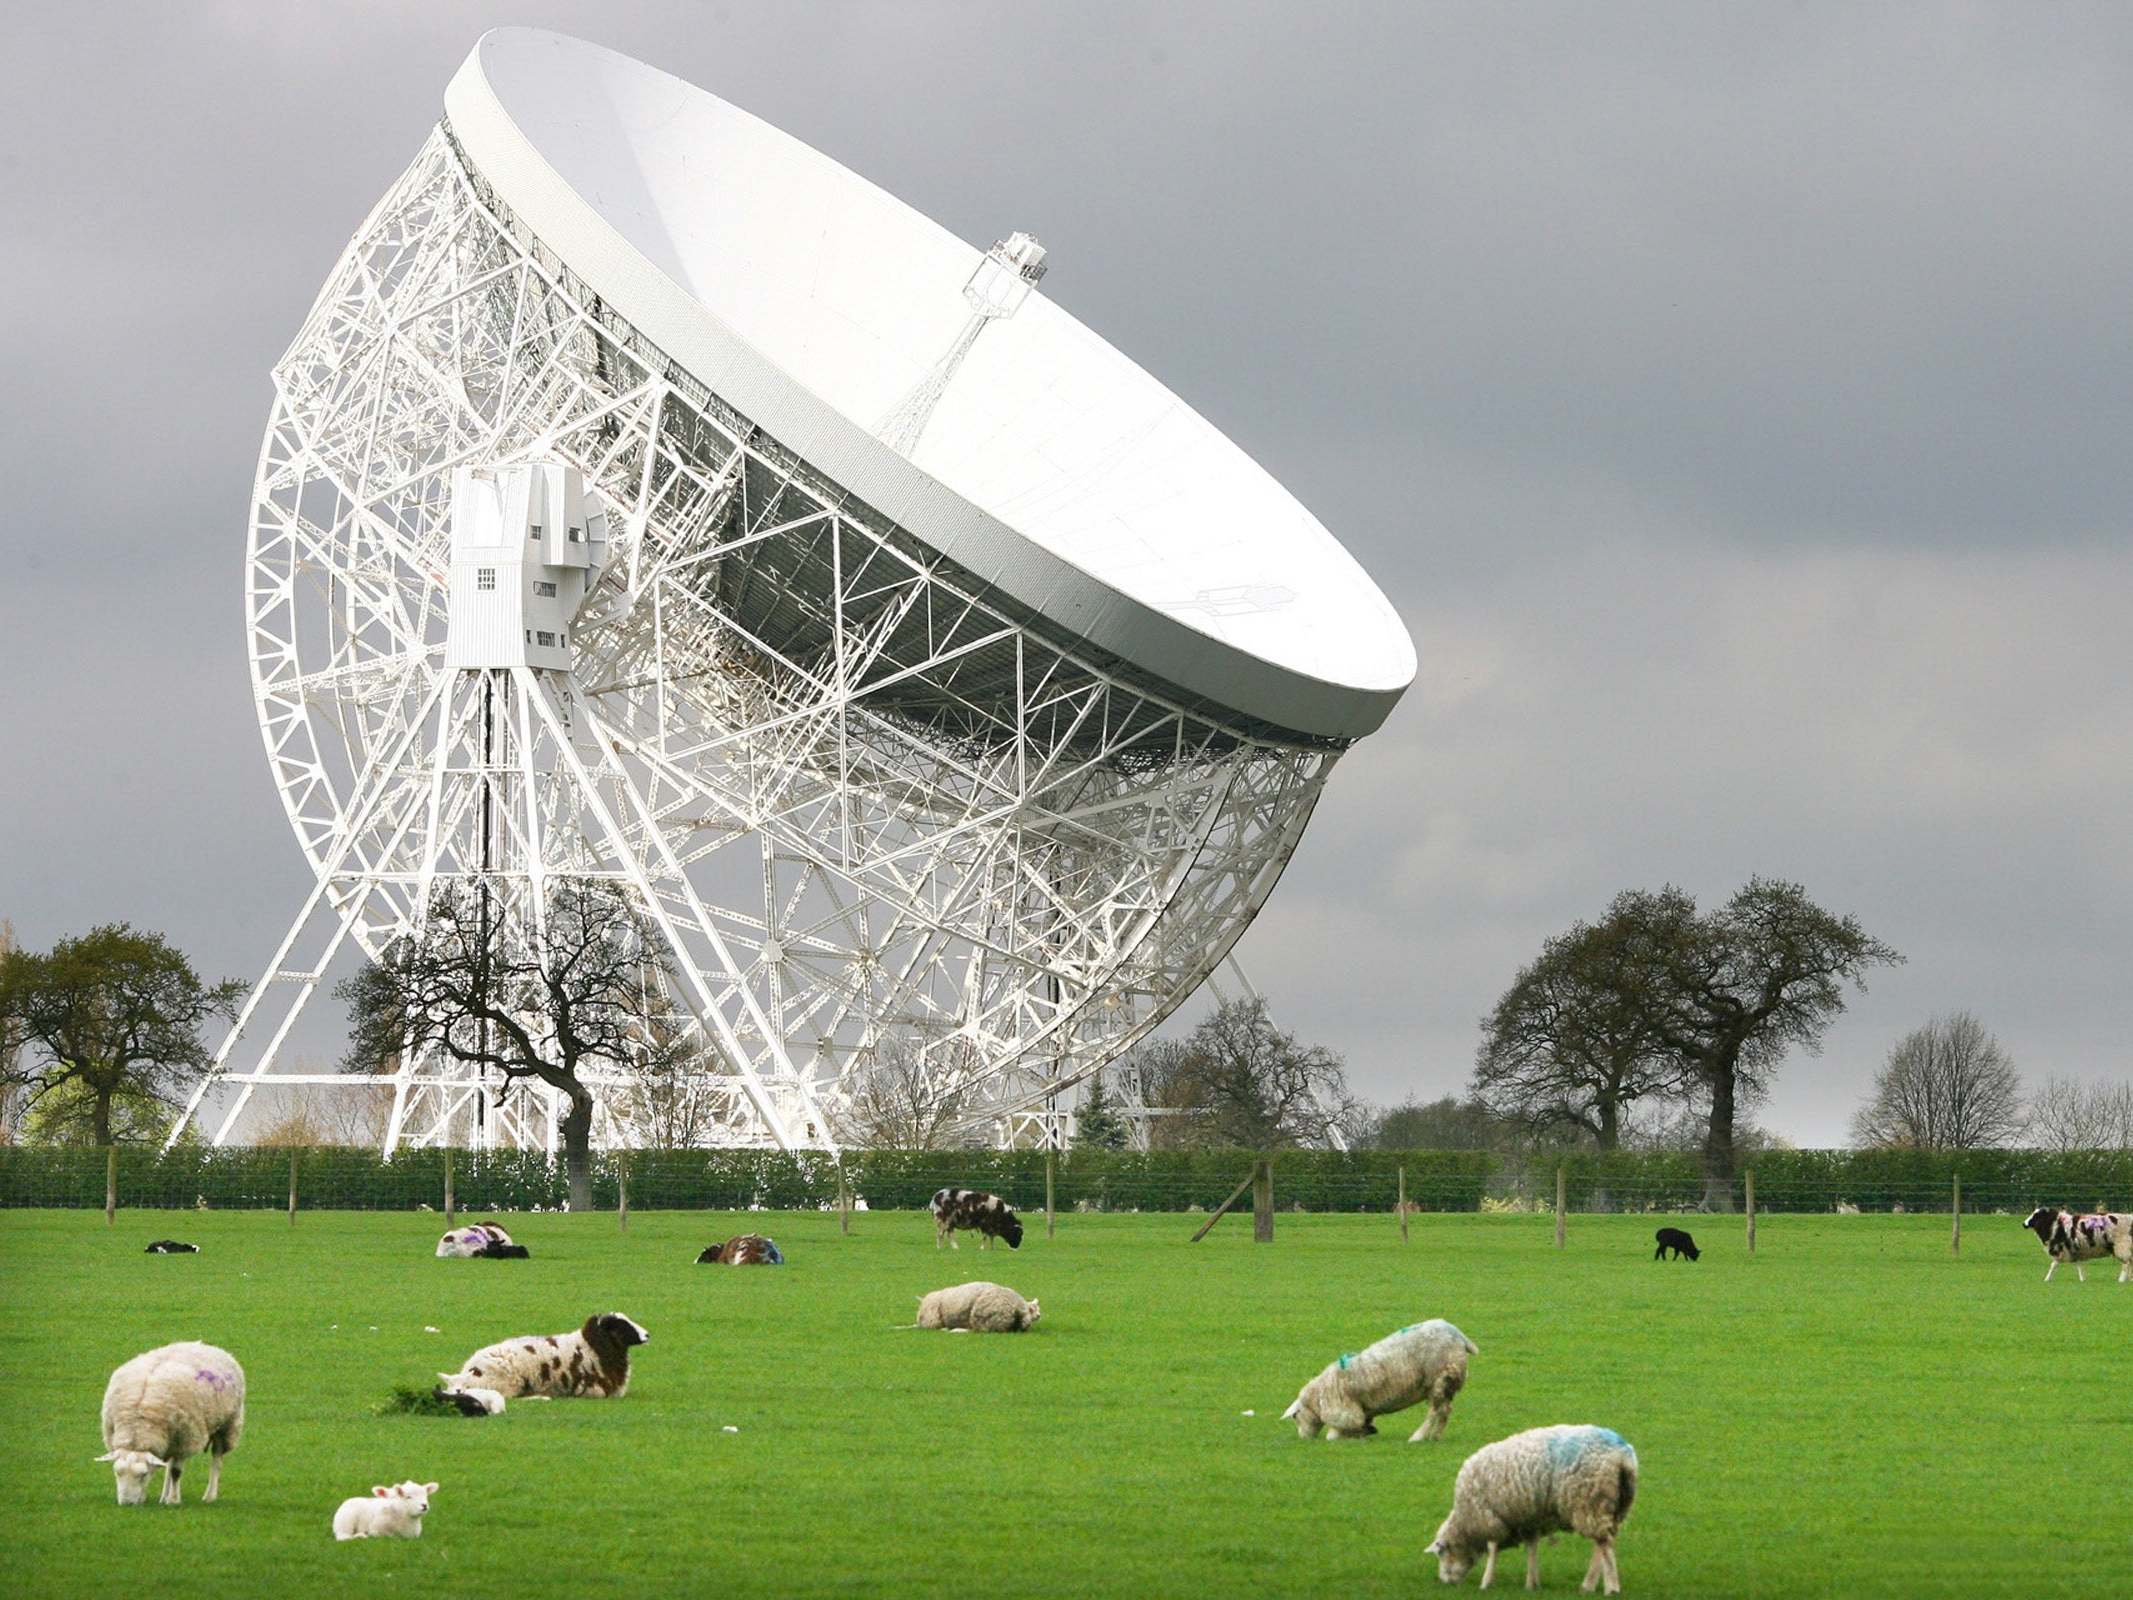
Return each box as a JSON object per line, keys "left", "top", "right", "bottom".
{"left": 169, "top": 29, "right": 1414, "bottom": 1156}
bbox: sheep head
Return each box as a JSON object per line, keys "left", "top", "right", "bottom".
{"left": 96, "top": 1449, "right": 169, "bottom": 1505}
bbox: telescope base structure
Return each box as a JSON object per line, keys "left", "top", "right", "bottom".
{"left": 171, "top": 128, "right": 1341, "bottom": 1155}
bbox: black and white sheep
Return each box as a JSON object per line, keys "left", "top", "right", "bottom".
{"left": 97, "top": 1340, "right": 246, "bottom": 1506}
{"left": 1283, "top": 1319, "right": 1478, "bottom": 1442}
{"left": 333, "top": 1480, "right": 438, "bottom": 1540}
{"left": 144, "top": 1240, "right": 200, "bottom": 1254}
{"left": 438, "top": 1313, "right": 649, "bottom": 1406}
{"left": 435, "top": 1222, "right": 517, "bottom": 1258}
{"left": 1428, "top": 1424, "right": 1638, "bottom": 1593}
{"left": 696, "top": 1234, "right": 784, "bottom": 1265}
{"left": 915, "top": 1281, "right": 1042, "bottom": 1331}
{"left": 931, "top": 1188, "right": 1024, "bottom": 1249}
{"left": 2022, "top": 1208, "right": 2132, "bottom": 1282}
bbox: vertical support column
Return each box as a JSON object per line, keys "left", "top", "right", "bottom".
{"left": 105, "top": 1146, "right": 117, "bottom": 1226}
{"left": 1951, "top": 1173, "right": 1961, "bottom": 1256}
{"left": 1046, "top": 1150, "right": 1057, "bottom": 1240}
{"left": 1745, "top": 1169, "right": 1757, "bottom": 1255}
{"left": 1555, "top": 1166, "right": 1567, "bottom": 1250}
{"left": 444, "top": 1147, "right": 456, "bottom": 1227}
{"left": 1252, "top": 1157, "right": 1273, "bottom": 1243}
{"left": 288, "top": 1150, "right": 299, "bottom": 1226}
{"left": 1398, "top": 1165, "right": 1409, "bottom": 1245}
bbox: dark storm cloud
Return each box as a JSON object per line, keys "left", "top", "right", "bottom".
{"left": 4, "top": 2, "right": 2128, "bottom": 1141}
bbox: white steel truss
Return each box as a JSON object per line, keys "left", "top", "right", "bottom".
{"left": 171, "top": 127, "right": 1346, "bottom": 1154}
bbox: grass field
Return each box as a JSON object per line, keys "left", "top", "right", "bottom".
{"left": 0, "top": 1207, "right": 2122, "bottom": 1598}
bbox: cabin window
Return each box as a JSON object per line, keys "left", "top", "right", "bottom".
{"left": 536, "top": 630, "right": 557, "bottom": 647}
{"left": 534, "top": 581, "right": 558, "bottom": 597}
{"left": 476, "top": 568, "right": 496, "bottom": 591}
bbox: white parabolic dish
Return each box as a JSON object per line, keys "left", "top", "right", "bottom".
{"left": 445, "top": 28, "right": 1414, "bottom": 740}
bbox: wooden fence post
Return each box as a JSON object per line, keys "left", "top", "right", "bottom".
{"left": 837, "top": 1162, "right": 851, "bottom": 1235}
{"left": 1045, "top": 1149, "right": 1056, "bottom": 1239}
{"left": 288, "top": 1150, "right": 299, "bottom": 1226}
{"left": 1398, "top": 1165, "right": 1409, "bottom": 1244}
{"left": 1951, "top": 1172, "right": 1961, "bottom": 1256}
{"left": 1745, "top": 1169, "right": 1757, "bottom": 1255}
{"left": 1190, "top": 1169, "right": 1258, "bottom": 1242}
{"left": 1252, "top": 1157, "right": 1273, "bottom": 1243}
{"left": 105, "top": 1146, "right": 117, "bottom": 1226}
{"left": 444, "top": 1148, "right": 455, "bottom": 1227}
{"left": 618, "top": 1153, "right": 629, "bottom": 1233}
{"left": 1554, "top": 1165, "right": 1566, "bottom": 1250}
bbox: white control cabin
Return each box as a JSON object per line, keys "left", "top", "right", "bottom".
{"left": 444, "top": 463, "right": 608, "bottom": 670}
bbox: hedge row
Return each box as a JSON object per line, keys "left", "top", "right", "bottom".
{"left": 1, "top": 1144, "right": 2126, "bottom": 1213}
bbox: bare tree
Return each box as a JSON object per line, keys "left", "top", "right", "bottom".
{"left": 1850, "top": 1013, "right": 2027, "bottom": 1149}
{"left": 836, "top": 1038, "right": 974, "bottom": 1148}
{"left": 1157, "top": 999, "right": 1355, "bottom": 1150}
{"left": 2026, "top": 1074, "right": 2133, "bottom": 1152}
{"left": 1473, "top": 913, "right": 1686, "bottom": 1148}
{"left": 338, "top": 879, "right": 680, "bottom": 1209}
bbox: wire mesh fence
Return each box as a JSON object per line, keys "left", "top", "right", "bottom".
{"left": 3, "top": 1145, "right": 2128, "bottom": 1217}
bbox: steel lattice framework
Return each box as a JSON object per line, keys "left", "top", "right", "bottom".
{"left": 170, "top": 128, "right": 1345, "bottom": 1155}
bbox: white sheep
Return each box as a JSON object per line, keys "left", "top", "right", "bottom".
{"left": 1283, "top": 1319, "right": 1477, "bottom": 1441}
{"left": 333, "top": 1480, "right": 438, "bottom": 1540}
{"left": 1428, "top": 1424, "right": 1638, "bottom": 1593}
{"left": 914, "top": 1281, "right": 1042, "bottom": 1332}
{"left": 97, "top": 1341, "right": 246, "bottom": 1506}
{"left": 439, "top": 1312, "right": 649, "bottom": 1404}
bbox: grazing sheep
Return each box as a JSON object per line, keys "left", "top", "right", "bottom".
{"left": 1282, "top": 1319, "right": 1478, "bottom": 1442}
{"left": 144, "top": 1240, "right": 200, "bottom": 1254}
{"left": 435, "top": 1222, "right": 515, "bottom": 1258}
{"left": 915, "top": 1281, "right": 1042, "bottom": 1332}
{"left": 1429, "top": 1424, "right": 1638, "bottom": 1593}
{"left": 1652, "top": 1227, "right": 1700, "bottom": 1262}
{"left": 333, "top": 1480, "right": 438, "bottom": 1540}
{"left": 439, "top": 1312, "right": 649, "bottom": 1404}
{"left": 2023, "top": 1208, "right": 2133, "bottom": 1282}
{"left": 696, "top": 1234, "right": 784, "bottom": 1265}
{"left": 931, "top": 1188, "right": 1024, "bottom": 1249}
{"left": 97, "top": 1341, "right": 246, "bottom": 1506}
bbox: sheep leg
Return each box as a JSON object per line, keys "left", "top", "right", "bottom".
{"left": 1602, "top": 1538, "right": 1622, "bottom": 1594}
{"left": 1479, "top": 1542, "right": 1499, "bottom": 1589}
{"left": 1581, "top": 1544, "right": 1604, "bottom": 1592}
{"left": 2044, "top": 1258, "right": 2057, "bottom": 1282}
{"left": 1409, "top": 1399, "right": 1452, "bottom": 1442}
{"left": 2075, "top": 1261, "right": 2086, "bottom": 1282}
{"left": 204, "top": 1448, "right": 223, "bottom": 1503}
{"left": 1525, "top": 1539, "right": 1541, "bottom": 1589}
{"left": 160, "top": 1461, "right": 183, "bottom": 1506}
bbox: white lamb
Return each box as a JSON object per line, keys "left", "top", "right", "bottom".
{"left": 1429, "top": 1424, "right": 1638, "bottom": 1593}
{"left": 333, "top": 1480, "right": 438, "bottom": 1540}
{"left": 915, "top": 1281, "right": 1042, "bottom": 1332}
{"left": 1283, "top": 1319, "right": 1478, "bottom": 1441}
{"left": 96, "top": 1340, "right": 246, "bottom": 1506}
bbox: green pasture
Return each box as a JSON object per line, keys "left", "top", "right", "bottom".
{"left": 0, "top": 1208, "right": 2119, "bottom": 1598}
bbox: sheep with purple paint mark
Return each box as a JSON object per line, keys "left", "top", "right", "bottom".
{"left": 1429, "top": 1424, "right": 1638, "bottom": 1593}
{"left": 435, "top": 1222, "right": 516, "bottom": 1258}
{"left": 96, "top": 1341, "right": 246, "bottom": 1506}
{"left": 2022, "top": 1208, "right": 2132, "bottom": 1282}
{"left": 1283, "top": 1319, "right": 1477, "bottom": 1442}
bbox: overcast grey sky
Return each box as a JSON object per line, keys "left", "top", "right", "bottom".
{"left": 4, "top": 2, "right": 2128, "bottom": 1145}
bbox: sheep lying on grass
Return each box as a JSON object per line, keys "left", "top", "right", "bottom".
{"left": 915, "top": 1281, "right": 1042, "bottom": 1332}
{"left": 436, "top": 1223, "right": 516, "bottom": 1258}
{"left": 439, "top": 1313, "right": 649, "bottom": 1405}
{"left": 1428, "top": 1424, "right": 1638, "bottom": 1593}
{"left": 97, "top": 1341, "right": 246, "bottom": 1506}
{"left": 333, "top": 1480, "right": 438, "bottom": 1540}
{"left": 697, "top": 1234, "right": 784, "bottom": 1265}
{"left": 144, "top": 1240, "right": 199, "bottom": 1254}
{"left": 1284, "top": 1319, "right": 1477, "bottom": 1441}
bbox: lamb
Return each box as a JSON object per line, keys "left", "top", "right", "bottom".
{"left": 696, "top": 1234, "right": 784, "bottom": 1265}
{"left": 1652, "top": 1227, "right": 1700, "bottom": 1262}
{"left": 436, "top": 1222, "right": 515, "bottom": 1258}
{"left": 1282, "top": 1319, "right": 1478, "bottom": 1442}
{"left": 96, "top": 1340, "right": 246, "bottom": 1506}
{"left": 2022, "top": 1207, "right": 2133, "bottom": 1282}
{"left": 439, "top": 1312, "right": 649, "bottom": 1405}
{"left": 915, "top": 1280, "right": 1042, "bottom": 1332}
{"left": 1428, "top": 1424, "right": 1638, "bottom": 1593}
{"left": 333, "top": 1480, "right": 438, "bottom": 1540}
{"left": 931, "top": 1188, "right": 1024, "bottom": 1249}
{"left": 144, "top": 1240, "right": 200, "bottom": 1254}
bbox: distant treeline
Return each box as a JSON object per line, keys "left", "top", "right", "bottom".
{"left": 3, "top": 1144, "right": 2129, "bottom": 1214}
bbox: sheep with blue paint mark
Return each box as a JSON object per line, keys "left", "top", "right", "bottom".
{"left": 1282, "top": 1319, "right": 1477, "bottom": 1441}
{"left": 1428, "top": 1424, "right": 1638, "bottom": 1593}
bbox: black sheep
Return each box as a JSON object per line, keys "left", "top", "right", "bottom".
{"left": 1653, "top": 1227, "right": 1701, "bottom": 1261}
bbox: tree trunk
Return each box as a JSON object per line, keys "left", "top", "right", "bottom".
{"left": 560, "top": 1093, "right": 595, "bottom": 1213}
{"left": 1596, "top": 1097, "right": 1620, "bottom": 1150}
{"left": 91, "top": 1086, "right": 114, "bottom": 1148}
{"left": 1701, "top": 1062, "right": 1738, "bottom": 1211}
